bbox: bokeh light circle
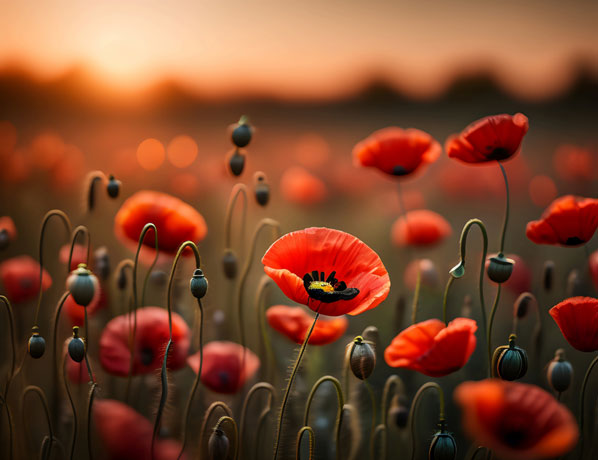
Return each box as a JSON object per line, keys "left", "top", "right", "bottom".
{"left": 136, "top": 138, "right": 165, "bottom": 171}
{"left": 167, "top": 135, "right": 198, "bottom": 168}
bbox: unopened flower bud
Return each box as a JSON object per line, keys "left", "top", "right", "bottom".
{"left": 514, "top": 292, "right": 536, "bottom": 319}
{"left": 492, "top": 334, "right": 528, "bottom": 381}
{"left": 547, "top": 349, "right": 573, "bottom": 394}
{"left": 208, "top": 428, "right": 230, "bottom": 460}
{"left": 429, "top": 421, "right": 457, "bottom": 460}
{"left": 486, "top": 253, "right": 514, "bottom": 283}
{"left": 222, "top": 249, "right": 238, "bottom": 279}
{"left": 28, "top": 326, "right": 46, "bottom": 359}
{"left": 68, "top": 326, "right": 86, "bottom": 363}
{"left": 227, "top": 149, "right": 246, "bottom": 176}
{"left": 388, "top": 394, "right": 409, "bottom": 429}
{"left": 349, "top": 336, "right": 376, "bottom": 380}
{"left": 231, "top": 118, "right": 252, "bottom": 148}
{"left": 449, "top": 261, "right": 465, "bottom": 279}
{"left": 106, "top": 174, "right": 121, "bottom": 198}
{"left": 543, "top": 260, "right": 554, "bottom": 291}
{"left": 66, "top": 264, "right": 98, "bottom": 307}
{"left": 190, "top": 269, "right": 208, "bottom": 299}
{"left": 254, "top": 172, "right": 270, "bottom": 206}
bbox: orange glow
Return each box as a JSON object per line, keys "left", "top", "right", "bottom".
{"left": 529, "top": 175, "right": 557, "bottom": 207}
{"left": 30, "top": 132, "right": 66, "bottom": 169}
{"left": 294, "top": 133, "right": 330, "bottom": 168}
{"left": 167, "top": 135, "right": 198, "bottom": 168}
{"left": 136, "top": 138, "right": 165, "bottom": 171}
{"left": 0, "top": 121, "right": 17, "bottom": 156}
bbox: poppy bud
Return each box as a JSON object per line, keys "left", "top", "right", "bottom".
{"left": 94, "top": 246, "right": 110, "bottom": 280}
{"left": 68, "top": 326, "right": 86, "bottom": 363}
{"left": 566, "top": 269, "right": 583, "bottom": 297}
{"left": 449, "top": 261, "right": 465, "bottom": 279}
{"left": 492, "top": 334, "right": 528, "bottom": 381}
{"left": 106, "top": 174, "right": 121, "bottom": 198}
{"left": 208, "top": 428, "right": 230, "bottom": 460}
{"left": 361, "top": 325, "right": 379, "bottom": 352}
{"left": 388, "top": 394, "right": 409, "bottom": 429}
{"left": 190, "top": 268, "right": 208, "bottom": 299}
{"left": 429, "top": 422, "right": 457, "bottom": 460}
{"left": 486, "top": 253, "right": 514, "bottom": 283}
{"left": 222, "top": 249, "right": 238, "bottom": 279}
{"left": 28, "top": 326, "right": 46, "bottom": 359}
{"left": 253, "top": 172, "right": 270, "bottom": 206}
{"left": 543, "top": 260, "right": 554, "bottom": 291}
{"left": 66, "top": 264, "right": 98, "bottom": 307}
{"left": 349, "top": 336, "right": 376, "bottom": 380}
{"left": 0, "top": 228, "right": 9, "bottom": 250}
{"left": 547, "top": 349, "right": 573, "bottom": 394}
{"left": 227, "top": 149, "right": 246, "bottom": 176}
{"left": 231, "top": 120, "right": 252, "bottom": 148}
{"left": 514, "top": 292, "right": 536, "bottom": 319}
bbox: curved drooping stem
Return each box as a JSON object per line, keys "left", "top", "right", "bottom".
{"left": 442, "top": 276, "right": 455, "bottom": 325}
{"left": 152, "top": 241, "right": 201, "bottom": 460}
{"left": 579, "top": 354, "right": 598, "bottom": 458}
{"left": 0, "top": 394, "right": 13, "bottom": 460}
{"left": 224, "top": 183, "right": 248, "bottom": 255}
{"left": 1, "top": 296, "right": 16, "bottom": 399}
{"left": 85, "top": 170, "right": 117, "bottom": 212}
{"left": 273, "top": 307, "right": 320, "bottom": 460}
{"left": 33, "top": 210, "right": 72, "bottom": 327}
{"left": 486, "top": 285, "right": 503, "bottom": 372}
{"left": 51, "top": 292, "right": 71, "bottom": 379}
{"left": 86, "top": 382, "right": 97, "bottom": 460}
{"left": 62, "top": 355, "right": 77, "bottom": 460}
{"left": 177, "top": 298, "right": 204, "bottom": 460}
{"left": 67, "top": 225, "right": 91, "bottom": 271}
{"left": 255, "top": 405, "right": 273, "bottom": 460}
{"left": 214, "top": 416, "right": 239, "bottom": 460}
{"left": 408, "top": 382, "right": 445, "bottom": 460}
{"left": 22, "top": 386, "right": 54, "bottom": 459}
{"left": 296, "top": 426, "right": 315, "bottom": 460}
{"left": 497, "top": 162, "right": 510, "bottom": 253}
{"left": 372, "top": 375, "right": 405, "bottom": 460}
{"left": 238, "top": 382, "right": 275, "bottom": 460}
{"left": 303, "top": 376, "right": 344, "bottom": 460}
{"left": 255, "top": 276, "right": 275, "bottom": 381}
{"left": 199, "top": 402, "right": 233, "bottom": 456}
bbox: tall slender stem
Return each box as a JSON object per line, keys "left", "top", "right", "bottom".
{"left": 1, "top": 296, "right": 16, "bottom": 399}
{"left": 62, "top": 355, "right": 77, "bottom": 460}
{"left": 487, "top": 285, "right": 503, "bottom": 373}
{"left": 273, "top": 309, "right": 320, "bottom": 460}
{"left": 296, "top": 426, "right": 315, "bottom": 460}
{"left": 67, "top": 225, "right": 91, "bottom": 271}
{"left": 214, "top": 416, "right": 239, "bottom": 460}
{"left": 364, "top": 379, "right": 377, "bottom": 460}
{"left": 239, "top": 382, "right": 275, "bottom": 460}
{"left": 497, "top": 162, "right": 510, "bottom": 253}
{"left": 86, "top": 382, "right": 97, "bottom": 460}
{"left": 0, "top": 394, "right": 13, "bottom": 460}
{"left": 199, "top": 402, "right": 233, "bottom": 455}
{"left": 410, "top": 266, "right": 421, "bottom": 325}
{"left": 224, "top": 183, "right": 248, "bottom": 254}
{"left": 255, "top": 276, "right": 275, "bottom": 381}
{"left": 442, "top": 276, "right": 455, "bottom": 325}
{"left": 408, "top": 382, "right": 445, "bottom": 460}
{"left": 22, "top": 386, "right": 54, "bottom": 459}
{"left": 579, "top": 354, "right": 598, "bottom": 458}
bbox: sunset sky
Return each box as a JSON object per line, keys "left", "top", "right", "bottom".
{"left": 1, "top": 0, "right": 596, "bottom": 100}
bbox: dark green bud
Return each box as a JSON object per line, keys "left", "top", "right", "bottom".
{"left": 106, "top": 174, "right": 121, "bottom": 198}
{"left": 486, "top": 253, "right": 514, "bottom": 283}
{"left": 222, "top": 249, "right": 238, "bottom": 279}
{"left": 231, "top": 122, "right": 252, "bottom": 148}
{"left": 67, "top": 264, "right": 98, "bottom": 307}
{"left": 492, "top": 334, "right": 528, "bottom": 381}
{"left": 28, "top": 326, "right": 46, "bottom": 359}
{"left": 253, "top": 172, "right": 270, "bottom": 206}
{"left": 228, "top": 148, "right": 246, "bottom": 176}
{"left": 429, "top": 422, "right": 457, "bottom": 460}
{"left": 349, "top": 336, "right": 376, "bottom": 380}
{"left": 208, "top": 428, "right": 230, "bottom": 460}
{"left": 543, "top": 260, "right": 554, "bottom": 291}
{"left": 190, "top": 269, "right": 208, "bottom": 299}
{"left": 547, "top": 349, "right": 573, "bottom": 394}
{"left": 68, "top": 326, "right": 86, "bottom": 363}
{"left": 449, "top": 261, "right": 465, "bottom": 279}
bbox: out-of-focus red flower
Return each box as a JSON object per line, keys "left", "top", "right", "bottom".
{"left": 59, "top": 244, "right": 90, "bottom": 271}
{"left": 94, "top": 399, "right": 185, "bottom": 460}
{"left": 114, "top": 190, "right": 207, "bottom": 257}
{"left": 266, "top": 305, "right": 348, "bottom": 345}
{"left": 63, "top": 285, "right": 106, "bottom": 326}
{"left": 526, "top": 195, "right": 598, "bottom": 246}
{"left": 0, "top": 255, "right": 52, "bottom": 303}
{"left": 99, "top": 306, "right": 190, "bottom": 376}
{"left": 0, "top": 216, "right": 16, "bottom": 240}
{"left": 549, "top": 297, "right": 598, "bottom": 352}
{"left": 187, "top": 341, "right": 260, "bottom": 394}
{"left": 553, "top": 145, "right": 594, "bottom": 182}
{"left": 353, "top": 127, "right": 440, "bottom": 177}
{"left": 0, "top": 148, "right": 31, "bottom": 184}
{"left": 391, "top": 210, "right": 451, "bottom": 247}
{"left": 445, "top": 113, "right": 529, "bottom": 164}
{"left": 485, "top": 254, "right": 531, "bottom": 296}
{"left": 403, "top": 258, "right": 440, "bottom": 290}
{"left": 454, "top": 379, "right": 578, "bottom": 460}
{"left": 529, "top": 175, "right": 557, "bottom": 207}
{"left": 30, "top": 132, "right": 66, "bottom": 170}
{"left": 590, "top": 250, "right": 598, "bottom": 291}
{"left": 262, "top": 227, "right": 390, "bottom": 317}
{"left": 384, "top": 318, "right": 477, "bottom": 377}
{"left": 280, "top": 166, "right": 327, "bottom": 205}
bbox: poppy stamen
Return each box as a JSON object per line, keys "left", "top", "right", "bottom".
{"left": 302, "top": 271, "right": 359, "bottom": 303}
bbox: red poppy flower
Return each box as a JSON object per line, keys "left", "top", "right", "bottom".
{"left": 0, "top": 216, "right": 16, "bottom": 241}
{"left": 384, "top": 318, "right": 477, "bottom": 377}
{"left": 266, "top": 305, "right": 348, "bottom": 345}
{"left": 94, "top": 399, "right": 185, "bottom": 460}
{"left": 59, "top": 243, "right": 89, "bottom": 271}
{"left": 353, "top": 127, "right": 441, "bottom": 177}
{"left": 262, "top": 227, "right": 390, "bottom": 317}
{"left": 391, "top": 210, "right": 451, "bottom": 247}
{"left": 445, "top": 113, "right": 529, "bottom": 164}
{"left": 454, "top": 379, "right": 578, "bottom": 460}
{"left": 114, "top": 190, "right": 207, "bottom": 256}
{"left": 549, "top": 297, "right": 598, "bottom": 352}
{"left": 485, "top": 254, "right": 531, "bottom": 296}
{"left": 0, "top": 255, "right": 52, "bottom": 303}
{"left": 280, "top": 166, "right": 327, "bottom": 205}
{"left": 526, "top": 195, "right": 598, "bottom": 246}
{"left": 99, "top": 306, "right": 190, "bottom": 376}
{"left": 187, "top": 341, "right": 260, "bottom": 394}
{"left": 63, "top": 285, "right": 106, "bottom": 326}
{"left": 553, "top": 144, "right": 594, "bottom": 182}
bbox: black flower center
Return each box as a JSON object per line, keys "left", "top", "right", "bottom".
{"left": 565, "top": 236, "right": 583, "bottom": 246}
{"left": 140, "top": 347, "right": 154, "bottom": 365}
{"left": 392, "top": 165, "right": 408, "bottom": 176}
{"left": 302, "top": 270, "right": 359, "bottom": 303}
{"left": 487, "top": 146, "right": 510, "bottom": 160}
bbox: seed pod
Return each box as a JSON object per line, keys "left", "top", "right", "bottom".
{"left": 486, "top": 253, "right": 514, "bottom": 283}
{"left": 566, "top": 269, "right": 583, "bottom": 297}
{"left": 449, "top": 261, "right": 465, "bottom": 279}
{"left": 94, "top": 246, "right": 110, "bottom": 280}
{"left": 547, "top": 349, "right": 573, "bottom": 394}
{"left": 253, "top": 172, "right": 270, "bottom": 206}
{"left": 106, "top": 174, "right": 121, "bottom": 198}
{"left": 492, "top": 334, "right": 528, "bottom": 381}
{"left": 208, "top": 428, "right": 230, "bottom": 460}
{"left": 68, "top": 326, "right": 86, "bottom": 363}
{"left": 231, "top": 121, "right": 252, "bottom": 148}
{"left": 28, "top": 326, "right": 46, "bottom": 359}
{"left": 429, "top": 422, "right": 457, "bottom": 460}
{"left": 0, "top": 228, "right": 9, "bottom": 250}
{"left": 227, "top": 149, "right": 246, "bottom": 176}
{"left": 349, "top": 336, "right": 376, "bottom": 380}
{"left": 361, "top": 326, "right": 379, "bottom": 352}
{"left": 388, "top": 394, "right": 409, "bottom": 429}
{"left": 190, "top": 268, "right": 208, "bottom": 299}
{"left": 543, "top": 260, "right": 554, "bottom": 291}
{"left": 66, "top": 264, "right": 98, "bottom": 307}
{"left": 222, "top": 249, "right": 238, "bottom": 279}
{"left": 514, "top": 292, "right": 536, "bottom": 319}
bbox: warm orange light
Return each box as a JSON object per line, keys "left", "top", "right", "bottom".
{"left": 167, "top": 135, "right": 198, "bottom": 168}
{"left": 136, "top": 138, "right": 165, "bottom": 171}
{"left": 529, "top": 175, "right": 557, "bottom": 207}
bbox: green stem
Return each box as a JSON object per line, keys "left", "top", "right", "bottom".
{"left": 214, "top": 416, "right": 238, "bottom": 459}
{"left": 380, "top": 375, "right": 404, "bottom": 428}
{"left": 372, "top": 424, "right": 386, "bottom": 460}
{"left": 442, "top": 276, "right": 455, "bottom": 325}
{"left": 255, "top": 407, "right": 272, "bottom": 460}
{"left": 199, "top": 402, "right": 233, "bottom": 456}
{"left": 62, "top": 355, "right": 77, "bottom": 460}
{"left": 86, "top": 382, "right": 97, "bottom": 460}
{"left": 224, "top": 183, "right": 248, "bottom": 254}
{"left": 408, "top": 382, "right": 445, "bottom": 460}
{"left": 22, "top": 386, "right": 54, "bottom": 459}
{"left": 487, "top": 285, "right": 503, "bottom": 374}
{"left": 67, "top": 225, "right": 91, "bottom": 271}
{"left": 255, "top": 276, "right": 275, "bottom": 382}
{"left": 273, "top": 310, "right": 319, "bottom": 460}
{"left": 410, "top": 266, "right": 422, "bottom": 325}
{"left": 303, "top": 376, "right": 344, "bottom": 460}
{"left": 579, "top": 354, "right": 598, "bottom": 458}
{"left": 365, "top": 379, "right": 377, "bottom": 460}
{"left": 85, "top": 171, "right": 110, "bottom": 212}
{"left": 296, "top": 426, "right": 315, "bottom": 460}
{"left": 239, "top": 382, "right": 275, "bottom": 460}
{"left": 497, "top": 162, "right": 509, "bottom": 253}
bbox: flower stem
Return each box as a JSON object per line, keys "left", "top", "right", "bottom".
{"left": 364, "top": 379, "right": 377, "bottom": 460}
{"left": 67, "top": 225, "right": 91, "bottom": 270}
{"left": 497, "top": 162, "right": 510, "bottom": 253}
{"left": 442, "top": 276, "right": 455, "bottom": 325}
{"left": 238, "top": 382, "right": 275, "bottom": 460}
{"left": 224, "top": 183, "right": 248, "bottom": 255}
{"left": 486, "top": 285, "right": 502, "bottom": 375}
{"left": 0, "top": 394, "right": 13, "bottom": 460}
{"left": 199, "top": 402, "right": 233, "bottom": 455}
{"left": 410, "top": 266, "right": 422, "bottom": 325}
{"left": 0, "top": 296, "right": 16, "bottom": 399}
{"left": 255, "top": 276, "right": 275, "bottom": 382}
{"left": 85, "top": 170, "right": 111, "bottom": 212}
{"left": 296, "top": 426, "right": 315, "bottom": 460}
{"left": 62, "top": 355, "right": 77, "bottom": 460}
{"left": 214, "top": 416, "right": 238, "bottom": 459}
{"left": 579, "top": 353, "right": 598, "bottom": 458}
{"left": 86, "top": 382, "right": 97, "bottom": 460}
{"left": 408, "top": 382, "right": 445, "bottom": 460}
{"left": 22, "top": 386, "right": 54, "bottom": 459}
{"left": 273, "top": 311, "right": 320, "bottom": 460}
